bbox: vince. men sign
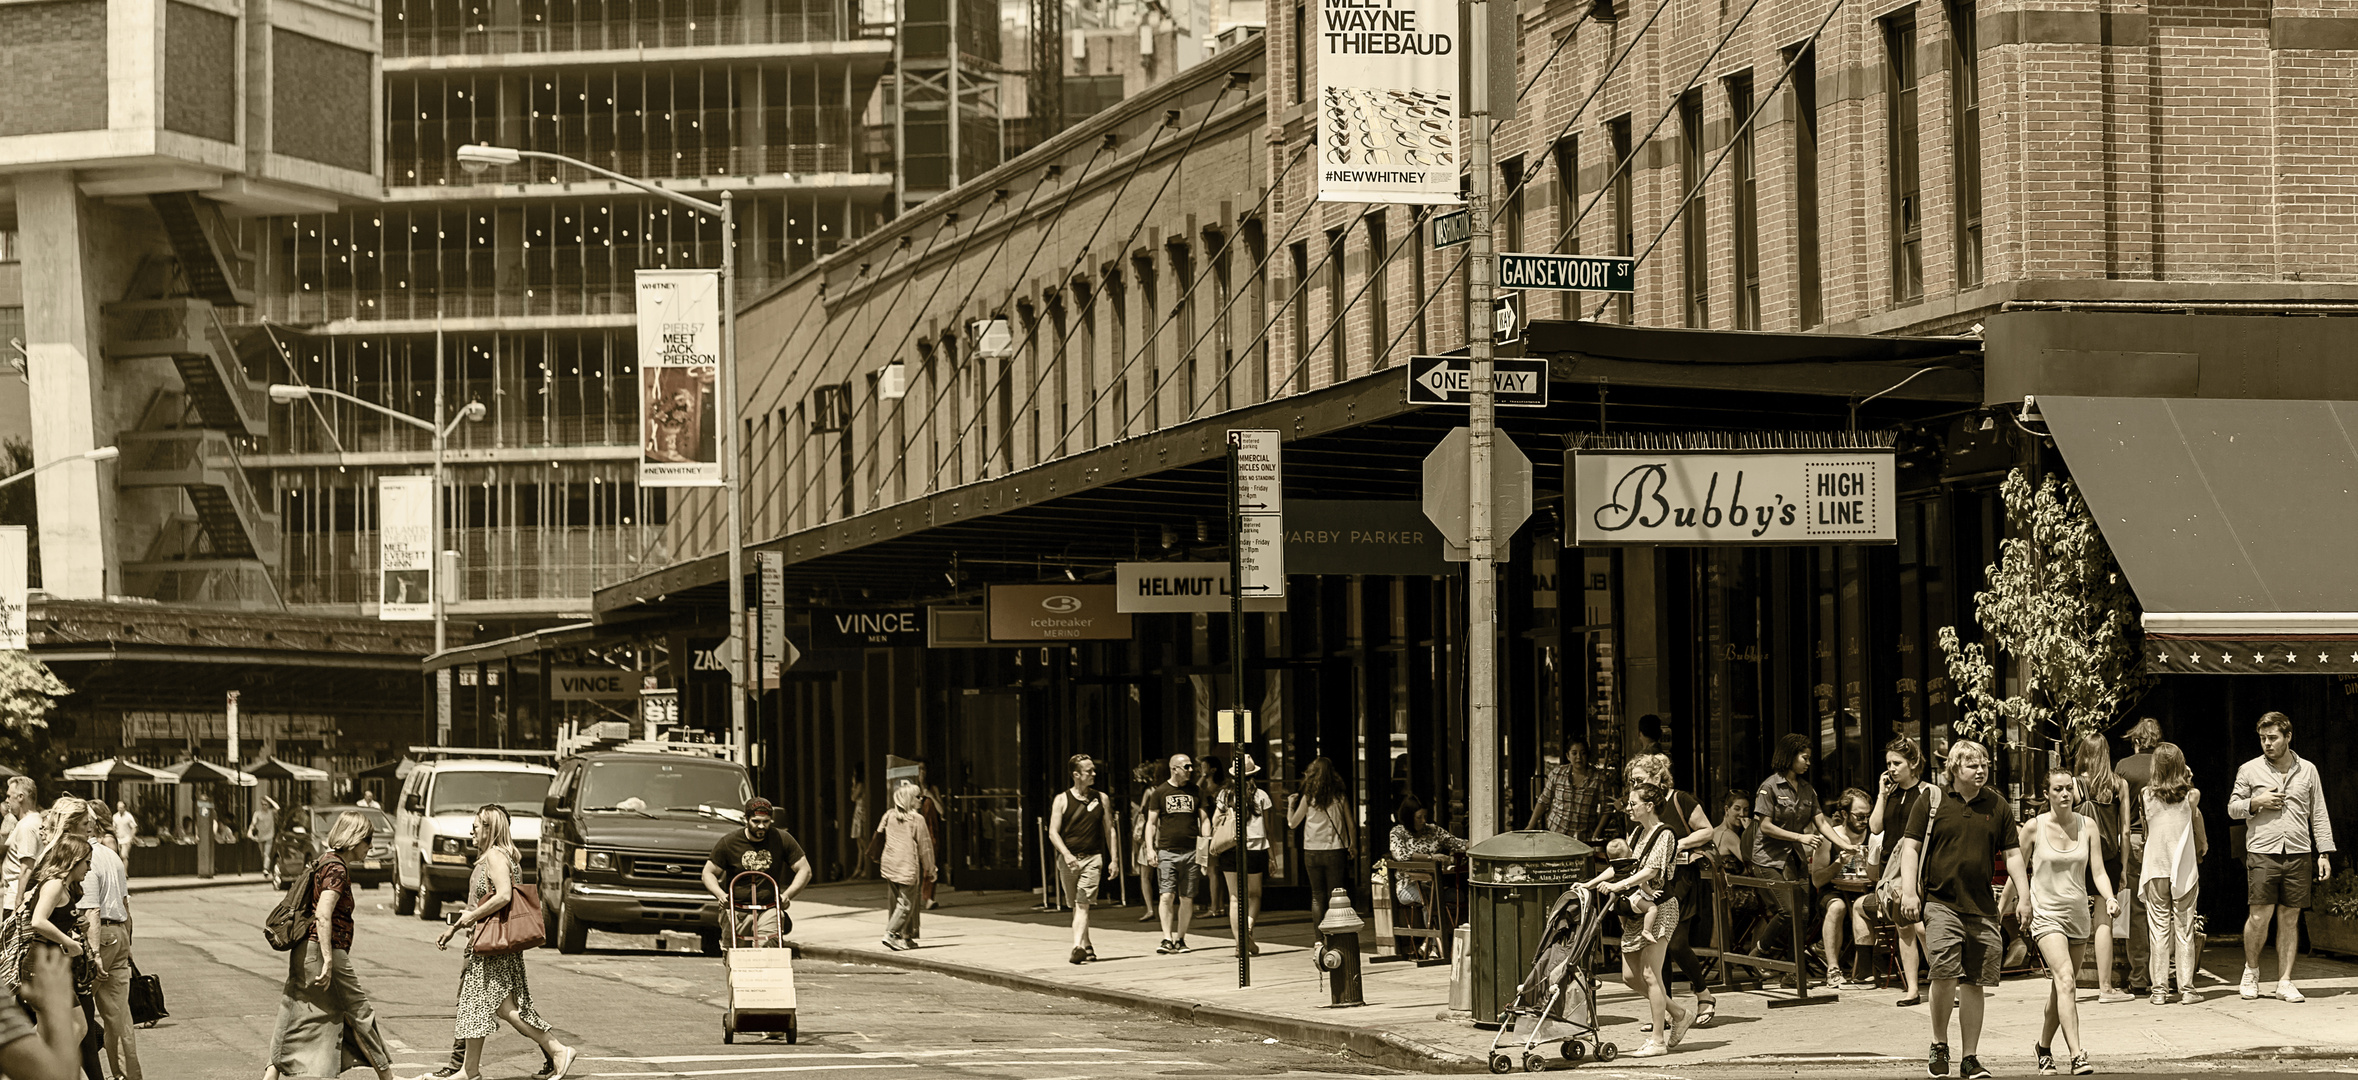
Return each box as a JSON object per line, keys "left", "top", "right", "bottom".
{"left": 1569, "top": 450, "right": 1897, "bottom": 545}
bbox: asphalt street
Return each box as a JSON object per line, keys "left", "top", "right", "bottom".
{"left": 129, "top": 884, "right": 1393, "bottom": 1080}
{"left": 119, "top": 885, "right": 2358, "bottom": 1080}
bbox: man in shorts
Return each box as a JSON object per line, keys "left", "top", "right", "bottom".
{"left": 1142, "top": 754, "right": 1203, "bottom": 954}
{"left": 1900, "top": 739, "right": 2028, "bottom": 1080}
{"left": 1048, "top": 754, "right": 1120, "bottom": 965}
{"left": 2228, "top": 711, "right": 2337, "bottom": 1002}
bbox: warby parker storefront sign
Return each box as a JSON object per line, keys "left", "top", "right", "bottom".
{"left": 1569, "top": 449, "right": 1897, "bottom": 545}
{"left": 1115, "top": 563, "right": 1287, "bottom": 613}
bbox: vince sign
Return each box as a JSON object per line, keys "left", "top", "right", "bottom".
{"left": 1314, "top": 0, "right": 1460, "bottom": 205}
{"left": 1569, "top": 450, "right": 1897, "bottom": 545}
{"left": 813, "top": 607, "right": 927, "bottom": 649}
{"left": 549, "top": 668, "right": 635, "bottom": 701}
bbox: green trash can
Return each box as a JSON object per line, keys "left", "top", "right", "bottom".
{"left": 1468, "top": 830, "right": 1592, "bottom": 1025}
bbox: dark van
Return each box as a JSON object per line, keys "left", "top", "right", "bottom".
{"left": 539, "top": 746, "right": 754, "bottom": 955}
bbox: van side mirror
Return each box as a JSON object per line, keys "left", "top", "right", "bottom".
{"left": 403, "top": 792, "right": 424, "bottom": 813}
{"left": 544, "top": 794, "right": 564, "bottom": 818}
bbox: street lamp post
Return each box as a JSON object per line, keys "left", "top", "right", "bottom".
{"left": 269, "top": 384, "right": 485, "bottom": 653}
{"left": 0, "top": 446, "right": 120, "bottom": 490}
{"left": 454, "top": 143, "right": 749, "bottom": 766}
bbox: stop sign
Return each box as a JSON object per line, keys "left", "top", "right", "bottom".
{"left": 1421, "top": 427, "right": 1533, "bottom": 554}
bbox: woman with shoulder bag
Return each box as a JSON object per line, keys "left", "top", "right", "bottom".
{"left": 1287, "top": 758, "right": 1357, "bottom": 927}
{"left": 435, "top": 805, "right": 575, "bottom": 1080}
{"left": 1870, "top": 737, "right": 1938, "bottom": 1007}
{"left": 1583, "top": 784, "right": 1690, "bottom": 1057}
{"left": 876, "top": 781, "right": 936, "bottom": 951}
{"left": 1209, "top": 756, "right": 1273, "bottom": 956}
{"left": 263, "top": 812, "right": 399, "bottom": 1080}
{"left": 24, "top": 835, "right": 104, "bottom": 1080}
{"left": 1625, "top": 755, "right": 1720, "bottom": 1028}
{"left": 2074, "top": 733, "right": 2134, "bottom": 1004}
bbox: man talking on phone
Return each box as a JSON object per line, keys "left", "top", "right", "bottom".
{"left": 2228, "top": 712, "right": 2336, "bottom": 1003}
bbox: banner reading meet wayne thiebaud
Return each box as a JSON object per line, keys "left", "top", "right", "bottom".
{"left": 636, "top": 268, "right": 724, "bottom": 487}
{"left": 1315, "top": 0, "right": 1460, "bottom": 204}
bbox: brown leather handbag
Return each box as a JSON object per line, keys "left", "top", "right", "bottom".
{"left": 469, "top": 856, "right": 547, "bottom": 954}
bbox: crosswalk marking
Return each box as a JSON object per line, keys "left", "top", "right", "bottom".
{"left": 589, "top": 1063, "right": 1198, "bottom": 1078}
{"left": 593, "top": 1048, "right": 1134, "bottom": 1064}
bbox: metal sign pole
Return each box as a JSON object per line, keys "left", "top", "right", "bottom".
{"left": 1465, "top": 0, "right": 1500, "bottom": 844}
{"left": 1226, "top": 438, "right": 1252, "bottom": 989}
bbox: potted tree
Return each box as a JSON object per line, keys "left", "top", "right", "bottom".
{"left": 2311, "top": 870, "right": 2358, "bottom": 959}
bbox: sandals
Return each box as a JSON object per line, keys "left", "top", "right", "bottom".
{"left": 1693, "top": 999, "right": 1716, "bottom": 1028}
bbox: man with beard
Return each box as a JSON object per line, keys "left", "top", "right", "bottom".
{"left": 703, "top": 798, "right": 813, "bottom": 948}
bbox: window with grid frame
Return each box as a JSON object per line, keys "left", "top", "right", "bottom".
{"left": 1365, "top": 214, "right": 1389, "bottom": 368}
{"left": 1787, "top": 42, "right": 1821, "bottom": 327}
{"left": 1885, "top": 10, "right": 1924, "bottom": 303}
{"left": 1609, "top": 116, "right": 1634, "bottom": 323}
{"left": 1326, "top": 228, "right": 1347, "bottom": 384}
{"left": 1950, "top": 0, "right": 1984, "bottom": 288}
{"left": 1677, "top": 91, "right": 1708, "bottom": 328}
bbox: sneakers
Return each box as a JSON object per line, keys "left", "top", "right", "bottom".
{"left": 2036, "top": 1045, "right": 2056, "bottom": 1075}
{"left": 2097, "top": 989, "right": 2134, "bottom": 1004}
{"left": 1627, "top": 1040, "right": 1667, "bottom": 1058}
{"left": 2276, "top": 981, "right": 2306, "bottom": 1003}
{"left": 2071, "top": 1051, "right": 2094, "bottom": 1076}
{"left": 1667, "top": 1001, "right": 1694, "bottom": 1049}
{"left": 1928, "top": 1041, "right": 1952, "bottom": 1077}
{"left": 2148, "top": 986, "right": 2169, "bottom": 1005}
{"left": 1156, "top": 938, "right": 1175, "bottom": 954}
{"left": 2178, "top": 989, "right": 2199, "bottom": 1005}
{"left": 1069, "top": 946, "right": 1088, "bottom": 965}
{"left": 1170, "top": 937, "right": 1191, "bottom": 953}
{"left": 1960, "top": 1054, "right": 1993, "bottom": 1079}
{"left": 2240, "top": 966, "right": 2261, "bottom": 1000}
{"left": 881, "top": 936, "right": 907, "bottom": 951}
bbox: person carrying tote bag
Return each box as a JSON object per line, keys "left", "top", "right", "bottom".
{"left": 434, "top": 805, "right": 576, "bottom": 1080}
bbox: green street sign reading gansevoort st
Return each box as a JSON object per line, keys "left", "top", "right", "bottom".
{"left": 1496, "top": 252, "right": 1636, "bottom": 292}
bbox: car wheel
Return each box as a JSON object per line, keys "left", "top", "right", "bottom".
{"left": 393, "top": 885, "right": 416, "bottom": 917}
{"left": 418, "top": 879, "right": 444, "bottom": 921}
{"left": 555, "top": 899, "right": 589, "bottom": 954}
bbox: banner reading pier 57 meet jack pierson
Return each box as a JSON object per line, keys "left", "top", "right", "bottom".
{"left": 1315, "top": 0, "right": 1461, "bottom": 205}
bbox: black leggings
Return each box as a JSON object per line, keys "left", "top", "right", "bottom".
{"left": 1665, "top": 904, "right": 1713, "bottom": 996}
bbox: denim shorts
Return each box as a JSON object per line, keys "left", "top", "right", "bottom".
{"left": 1923, "top": 901, "right": 2002, "bottom": 988}
{"left": 1157, "top": 848, "right": 1201, "bottom": 897}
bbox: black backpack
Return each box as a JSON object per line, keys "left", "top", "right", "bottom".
{"left": 263, "top": 857, "right": 328, "bottom": 951}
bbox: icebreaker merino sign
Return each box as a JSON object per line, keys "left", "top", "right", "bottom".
{"left": 1569, "top": 451, "right": 1897, "bottom": 545}
{"left": 1315, "top": 0, "right": 1461, "bottom": 205}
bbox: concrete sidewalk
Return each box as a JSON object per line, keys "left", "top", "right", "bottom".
{"left": 130, "top": 872, "right": 268, "bottom": 893}
{"left": 780, "top": 881, "right": 2358, "bottom": 1073}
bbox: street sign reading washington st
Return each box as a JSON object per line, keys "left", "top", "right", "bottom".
{"left": 1497, "top": 252, "right": 1636, "bottom": 292}
{"left": 1406, "top": 356, "right": 1550, "bottom": 407}
{"left": 1432, "top": 208, "right": 1472, "bottom": 249}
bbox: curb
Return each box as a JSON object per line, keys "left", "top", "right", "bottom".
{"left": 2194, "top": 1046, "right": 2358, "bottom": 1062}
{"left": 789, "top": 940, "right": 1486, "bottom": 1073}
{"left": 129, "top": 875, "right": 269, "bottom": 894}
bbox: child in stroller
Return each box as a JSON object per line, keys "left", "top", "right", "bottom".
{"left": 1487, "top": 885, "right": 1613, "bottom": 1073}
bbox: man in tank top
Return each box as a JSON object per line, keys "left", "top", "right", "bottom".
{"left": 1048, "top": 754, "right": 1120, "bottom": 965}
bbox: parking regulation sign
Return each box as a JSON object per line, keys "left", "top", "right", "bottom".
{"left": 1405, "top": 356, "right": 1549, "bottom": 407}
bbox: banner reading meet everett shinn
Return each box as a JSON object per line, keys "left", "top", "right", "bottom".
{"left": 1314, "top": 0, "right": 1460, "bottom": 204}
{"left": 377, "top": 474, "right": 433, "bottom": 620}
{"left": 636, "top": 268, "right": 724, "bottom": 488}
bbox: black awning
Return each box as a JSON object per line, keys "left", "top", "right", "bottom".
{"left": 2040, "top": 395, "right": 2358, "bottom": 640}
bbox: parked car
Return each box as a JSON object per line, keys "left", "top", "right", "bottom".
{"left": 393, "top": 756, "right": 556, "bottom": 920}
{"left": 539, "top": 745, "right": 752, "bottom": 955}
{"left": 269, "top": 804, "right": 396, "bottom": 890}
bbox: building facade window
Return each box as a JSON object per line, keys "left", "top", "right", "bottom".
{"left": 1292, "top": 1, "right": 1308, "bottom": 104}
{"left": 1727, "top": 74, "right": 1760, "bottom": 331}
{"left": 1500, "top": 157, "right": 1526, "bottom": 254}
{"left": 1885, "top": 10, "right": 1924, "bottom": 303}
{"left": 1609, "top": 116, "right": 1634, "bottom": 323}
{"left": 1243, "top": 219, "right": 1268, "bottom": 404}
{"left": 1552, "top": 137, "right": 1579, "bottom": 318}
{"left": 1326, "top": 228, "right": 1347, "bottom": 383}
{"left": 1677, "top": 90, "right": 1708, "bottom": 328}
{"left": 1787, "top": 42, "right": 1821, "bottom": 327}
{"left": 1409, "top": 210, "right": 1429, "bottom": 355}
{"left": 1289, "top": 241, "right": 1310, "bottom": 393}
{"left": 1365, "top": 214, "right": 1389, "bottom": 368}
{"left": 1950, "top": 0, "right": 1983, "bottom": 288}
{"left": 0, "top": 232, "right": 16, "bottom": 262}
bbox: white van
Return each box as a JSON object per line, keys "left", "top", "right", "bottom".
{"left": 393, "top": 755, "right": 557, "bottom": 921}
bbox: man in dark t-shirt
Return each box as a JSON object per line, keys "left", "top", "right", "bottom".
{"left": 702, "top": 798, "right": 812, "bottom": 947}
{"left": 1899, "top": 740, "right": 2028, "bottom": 1080}
{"left": 1142, "top": 754, "right": 1203, "bottom": 954}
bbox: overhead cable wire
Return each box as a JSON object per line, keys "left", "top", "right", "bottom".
{"left": 1586, "top": 0, "right": 1846, "bottom": 320}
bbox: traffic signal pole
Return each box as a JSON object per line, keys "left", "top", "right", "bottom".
{"left": 1465, "top": 0, "right": 1500, "bottom": 843}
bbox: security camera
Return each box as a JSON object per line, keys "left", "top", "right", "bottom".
{"left": 455, "top": 144, "right": 522, "bottom": 176}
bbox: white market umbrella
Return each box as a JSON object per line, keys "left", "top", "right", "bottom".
{"left": 63, "top": 759, "right": 177, "bottom": 784}
{"left": 165, "top": 759, "right": 259, "bottom": 787}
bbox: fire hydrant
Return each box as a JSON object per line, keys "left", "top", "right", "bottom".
{"left": 1309, "top": 887, "right": 1365, "bottom": 1006}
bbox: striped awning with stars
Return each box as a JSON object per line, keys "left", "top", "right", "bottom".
{"left": 2145, "top": 638, "right": 2358, "bottom": 674}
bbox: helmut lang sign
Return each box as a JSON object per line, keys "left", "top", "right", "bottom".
{"left": 1568, "top": 449, "right": 1897, "bottom": 545}
{"left": 1115, "top": 563, "right": 1288, "bottom": 613}
{"left": 813, "top": 607, "right": 928, "bottom": 649}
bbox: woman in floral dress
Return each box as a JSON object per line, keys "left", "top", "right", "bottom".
{"left": 435, "top": 805, "right": 576, "bottom": 1080}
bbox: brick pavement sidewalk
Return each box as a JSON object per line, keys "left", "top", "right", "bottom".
{"left": 782, "top": 881, "right": 2358, "bottom": 1073}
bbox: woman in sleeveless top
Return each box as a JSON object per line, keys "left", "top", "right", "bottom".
{"left": 436, "top": 805, "right": 575, "bottom": 1080}
{"left": 1288, "top": 757, "right": 1358, "bottom": 927}
{"left": 2024, "top": 768, "right": 2118, "bottom": 1075}
{"left": 2139, "top": 743, "right": 2206, "bottom": 1005}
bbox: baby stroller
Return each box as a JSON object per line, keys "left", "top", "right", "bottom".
{"left": 1487, "top": 885, "right": 1614, "bottom": 1073}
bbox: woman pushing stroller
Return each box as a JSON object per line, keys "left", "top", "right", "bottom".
{"left": 1581, "top": 783, "right": 1691, "bottom": 1058}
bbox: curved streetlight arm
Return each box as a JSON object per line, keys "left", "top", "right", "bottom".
{"left": 273, "top": 384, "right": 437, "bottom": 434}
{"left": 498, "top": 148, "right": 724, "bottom": 216}
{"left": 0, "top": 446, "right": 120, "bottom": 491}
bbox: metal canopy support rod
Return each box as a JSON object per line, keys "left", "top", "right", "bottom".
{"left": 1465, "top": 0, "right": 1500, "bottom": 844}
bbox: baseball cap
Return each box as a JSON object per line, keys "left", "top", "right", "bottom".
{"left": 745, "top": 798, "right": 775, "bottom": 818}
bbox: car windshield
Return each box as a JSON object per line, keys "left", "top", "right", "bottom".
{"left": 312, "top": 809, "right": 394, "bottom": 836}
{"left": 579, "top": 758, "right": 749, "bottom": 818}
{"left": 429, "top": 771, "right": 552, "bottom": 816}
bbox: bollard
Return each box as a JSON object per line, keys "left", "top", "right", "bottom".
{"left": 1447, "top": 923, "right": 1472, "bottom": 1013}
{"left": 1309, "top": 887, "right": 1366, "bottom": 1006}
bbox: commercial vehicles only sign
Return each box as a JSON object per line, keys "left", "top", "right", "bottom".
{"left": 1314, "top": 0, "right": 1461, "bottom": 205}
{"left": 1568, "top": 450, "right": 1898, "bottom": 545}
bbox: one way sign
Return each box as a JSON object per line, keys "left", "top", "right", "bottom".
{"left": 1405, "top": 356, "right": 1550, "bottom": 408}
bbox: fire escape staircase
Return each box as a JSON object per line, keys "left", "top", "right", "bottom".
{"left": 147, "top": 193, "right": 257, "bottom": 308}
